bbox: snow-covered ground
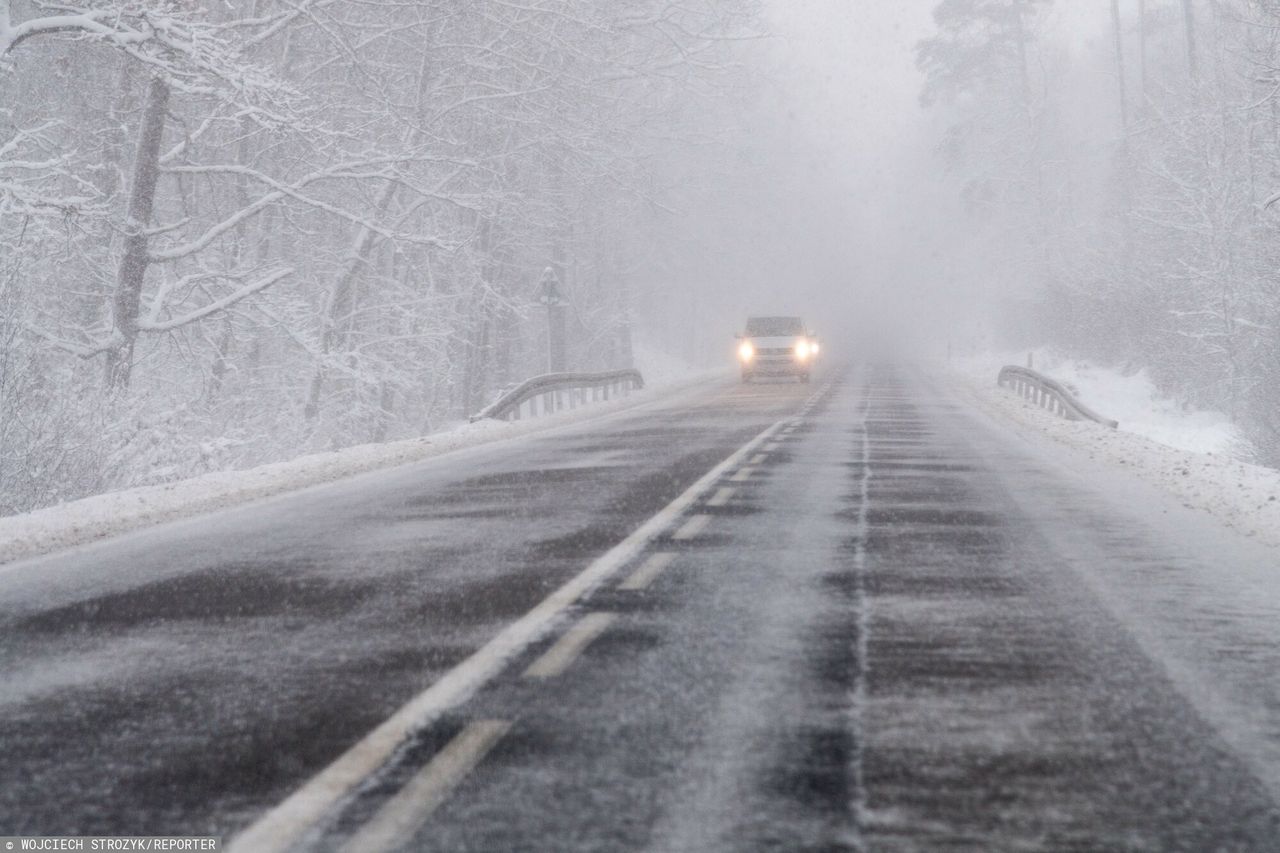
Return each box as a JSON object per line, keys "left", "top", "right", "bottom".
{"left": 948, "top": 352, "right": 1280, "bottom": 550}
{"left": 953, "top": 349, "right": 1248, "bottom": 456}
{"left": 0, "top": 368, "right": 726, "bottom": 568}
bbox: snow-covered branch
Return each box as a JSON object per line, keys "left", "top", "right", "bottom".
{"left": 1, "top": 0, "right": 300, "bottom": 124}
{"left": 138, "top": 268, "right": 294, "bottom": 332}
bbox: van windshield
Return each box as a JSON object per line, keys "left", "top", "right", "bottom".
{"left": 746, "top": 317, "right": 804, "bottom": 337}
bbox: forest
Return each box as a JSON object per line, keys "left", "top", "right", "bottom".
{"left": 0, "top": 0, "right": 760, "bottom": 514}
{"left": 919, "top": 0, "right": 1280, "bottom": 464}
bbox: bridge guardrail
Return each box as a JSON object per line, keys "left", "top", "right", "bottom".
{"left": 997, "top": 365, "right": 1119, "bottom": 429}
{"left": 471, "top": 369, "right": 645, "bottom": 422}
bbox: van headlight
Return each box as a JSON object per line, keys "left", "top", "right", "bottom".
{"left": 795, "top": 340, "right": 811, "bottom": 360}
{"left": 738, "top": 341, "right": 754, "bottom": 361}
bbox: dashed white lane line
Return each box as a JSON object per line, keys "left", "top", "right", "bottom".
{"left": 729, "top": 467, "right": 755, "bottom": 483}
{"left": 619, "top": 552, "right": 678, "bottom": 591}
{"left": 339, "top": 720, "right": 510, "bottom": 853}
{"left": 763, "top": 442, "right": 781, "bottom": 452}
{"left": 672, "top": 514, "right": 712, "bottom": 541}
{"left": 706, "top": 487, "right": 735, "bottom": 508}
{"left": 225, "top": 412, "right": 788, "bottom": 853}
{"left": 524, "top": 612, "right": 617, "bottom": 679}
{"left": 749, "top": 453, "right": 768, "bottom": 465}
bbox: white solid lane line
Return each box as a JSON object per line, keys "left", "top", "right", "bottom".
{"left": 729, "top": 467, "right": 754, "bottom": 483}
{"left": 524, "top": 613, "right": 617, "bottom": 678}
{"left": 339, "top": 720, "right": 511, "bottom": 853}
{"left": 226, "top": 412, "right": 789, "bottom": 853}
{"left": 620, "top": 552, "right": 678, "bottom": 591}
{"left": 672, "top": 514, "right": 712, "bottom": 541}
{"left": 706, "top": 487, "right": 735, "bottom": 508}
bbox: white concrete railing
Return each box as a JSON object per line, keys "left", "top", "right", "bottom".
{"left": 470, "top": 369, "right": 645, "bottom": 422}
{"left": 997, "top": 365, "right": 1119, "bottom": 429}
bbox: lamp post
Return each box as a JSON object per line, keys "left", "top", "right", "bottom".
{"left": 538, "top": 266, "right": 567, "bottom": 373}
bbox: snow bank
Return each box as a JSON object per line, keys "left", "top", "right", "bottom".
{"left": 947, "top": 356, "right": 1280, "bottom": 550}
{"left": 952, "top": 349, "right": 1248, "bottom": 457}
{"left": 0, "top": 370, "right": 725, "bottom": 568}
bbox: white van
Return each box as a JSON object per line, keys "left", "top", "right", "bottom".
{"left": 736, "top": 316, "right": 818, "bottom": 383}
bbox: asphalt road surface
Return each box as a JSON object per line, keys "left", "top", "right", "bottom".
{"left": 4, "top": 365, "right": 1280, "bottom": 851}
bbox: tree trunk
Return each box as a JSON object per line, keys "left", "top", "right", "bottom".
{"left": 461, "top": 305, "right": 491, "bottom": 416}
{"left": 1009, "top": 6, "right": 1049, "bottom": 249}
{"left": 303, "top": 179, "right": 398, "bottom": 420}
{"left": 1011, "top": 7, "right": 1034, "bottom": 125}
{"left": 1137, "top": 0, "right": 1148, "bottom": 106}
{"left": 105, "top": 75, "right": 170, "bottom": 389}
{"left": 616, "top": 274, "right": 634, "bottom": 369}
{"left": 208, "top": 316, "right": 234, "bottom": 403}
{"left": 1111, "top": 0, "right": 1129, "bottom": 138}
{"left": 373, "top": 381, "right": 394, "bottom": 443}
{"left": 1182, "top": 0, "right": 1198, "bottom": 80}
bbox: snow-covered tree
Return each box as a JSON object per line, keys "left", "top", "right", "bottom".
{"left": 0, "top": 0, "right": 762, "bottom": 513}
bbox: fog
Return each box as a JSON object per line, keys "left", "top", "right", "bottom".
{"left": 747, "top": 0, "right": 949, "bottom": 357}
{"left": 4, "top": 0, "right": 1280, "bottom": 515}
{"left": 633, "top": 0, "right": 953, "bottom": 365}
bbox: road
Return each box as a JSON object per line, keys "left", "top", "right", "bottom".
{"left": 3, "top": 364, "right": 1280, "bottom": 851}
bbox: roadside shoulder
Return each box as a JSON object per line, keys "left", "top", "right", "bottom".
{"left": 942, "top": 364, "right": 1280, "bottom": 550}
{"left": 0, "top": 370, "right": 730, "bottom": 568}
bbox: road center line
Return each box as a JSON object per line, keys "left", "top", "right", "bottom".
{"left": 848, "top": 375, "right": 872, "bottom": 846}
{"left": 620, "top": 552, "right": 678, "bottom": 591}
{"left": 672, "top": 514, "right": 712, "bottom": 541}
{"left": 706, "top": 487, "right": 735, "bottom": 508}
{"left": 225, "top": 409, "right": 792, "bottom": 853}
{"left": 338, "top": 720, "right": 510, "bottom": 853}
{"left": 729, "top": 467, "right": 754, "bottom": 482}
{"left": 524, "top": 612, "right": 617, "bottom": 678}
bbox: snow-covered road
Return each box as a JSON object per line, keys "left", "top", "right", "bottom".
{"left": 2, "top": 364, "right": 1279, "bottom": 850}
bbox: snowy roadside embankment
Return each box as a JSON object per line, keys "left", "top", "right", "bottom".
{"left": 0, "top": 369, "right": 727, "bottom": 568}
{"left": 947, "top": 353, "right": 1280, "bottom": 550}
{"left": 956, "top": 349, "right": 1248, "bottom": 455}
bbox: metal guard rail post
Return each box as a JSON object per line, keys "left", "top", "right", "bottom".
{"left": 996, "top": 365, "right": 1119, "bottom": 429}
{"left": 470, "top": 369, "right": 645, "bottom": 422}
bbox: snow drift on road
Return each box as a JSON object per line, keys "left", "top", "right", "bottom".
{"left": 949, "top": 354, "right": 1280, "bottom": 550}
{"left": 0, "top": 370, "right": 724, "bottom": 568}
